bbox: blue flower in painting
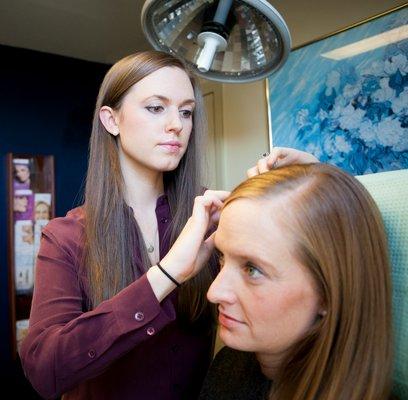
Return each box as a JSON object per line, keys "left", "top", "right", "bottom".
{"left": 362, "top": 76, "right": 380, "bottom": 94}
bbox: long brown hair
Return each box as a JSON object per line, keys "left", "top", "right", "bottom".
{"left": 225, "top": 163, "right": 393, "bottom": 400}
{"left": 84, "top": 51, "right": 214, "bottom": 326}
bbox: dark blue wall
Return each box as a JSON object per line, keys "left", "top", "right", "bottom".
{"left": 0, "top": 45, "right": 110, "bottom": 396}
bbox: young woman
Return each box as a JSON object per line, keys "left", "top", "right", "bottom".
{"left": 20, "top": 50, "right": 317, "bottom": 400}
{"left": 200, "top": 163, "right": 393, "bottom": 400}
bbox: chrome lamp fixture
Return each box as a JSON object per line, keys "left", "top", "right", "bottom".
{"left": 141, "top": 0, "right": 291, "bottom": 83}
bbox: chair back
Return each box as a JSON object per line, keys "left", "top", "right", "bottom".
{"left": 356, "top": 169, "right": 408, "bottom": 399}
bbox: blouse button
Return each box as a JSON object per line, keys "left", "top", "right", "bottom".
{"left": 88, "top": 349, "right": 96, "bottom": 358}
{"left": 134, "top": 311, "right": 144, "bottom": 321}
{"left": 146, "top": 326, "right": 155, "bottom": 336}
{"left": 160, "top": 218, "right": 169, "bottom": 223}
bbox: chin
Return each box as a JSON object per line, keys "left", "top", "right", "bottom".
{"left": 158, "top": 159, "right": 183, "bottom": 172}
{"left": 219, "top": 328, "right": 252, "bottom": 352}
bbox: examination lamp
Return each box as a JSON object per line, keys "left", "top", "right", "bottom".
{"left": 141, "top": 0, "right": 291, "bottom": 83}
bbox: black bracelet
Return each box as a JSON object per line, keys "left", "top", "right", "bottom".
{"left": 157, "top": 262, "right": 181, "bottom": 287}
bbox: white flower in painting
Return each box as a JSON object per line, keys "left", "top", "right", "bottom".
{"left": 359, "top": 120, "right": 377, "bottom": 145}
{"left": 295, "top": 108, "right": 310, "bottom": 128}
{"left": 330, "top": 97, "right": 346, "bottom": 120}
{"left": 335, "top": 93, "right": 348, "bottom": 108}
{"left": 376, "top": 117, "right": 404, "bottom": 148}
{"left": 323, "top": 136, "right": 337, "bottom": 157}
{"left": 392, "top": 130, "right": 408, "bottom": 152}
{"left": 361, "top": 60, "right": 385, "bottom": 77}
{"left": 384, "top": 53, "right": 407, "bottom": 75}
{"left": 323, "top": 136, "right": 346, "bottom": 163}
{"left": 305, "top": 142, "right": 323, "bottom": 159}
{"left": 325, "top": 70, "right": 340, "bottom": 96}
{"left": 357, "top": 94, "right": 368, "bottom": 107}
{"left": 330, "top": 105, "right": 341, "bottom": 119}
{"left": 372, "top": 77, "right": 395, "bottom": 102}
{"left": 338, "top": 104, "right": 366, "bottom": 131}
{"left": 391, "top": 87, "right": 408, "bottom": 115}
{"left": 343, "top": 83, "right": 361, "bottom": 100}
{"left": 334, "top": 135, "right": 352, "bottom": 154}
{"left": 318, "top": 109, "right": 328, "bottom": 121}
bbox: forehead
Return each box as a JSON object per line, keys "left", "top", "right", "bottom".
{"left": 215, "top": 198, "right": 293, "bottom": 257}
{"left": 127, "top": 66, "right": 194, "bottom": 100}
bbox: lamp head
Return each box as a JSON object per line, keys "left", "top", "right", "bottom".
{"left": 141, "top": 0, "right": 291, "bottom": 83}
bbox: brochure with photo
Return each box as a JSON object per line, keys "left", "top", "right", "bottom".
{"left": 13, "top": 158, "right": 31, "bottom": 190}
{"left": 14, "top": 220, "right": 35, "bottom": 293}
{"left": 34, "top": 193, "right": 52, "bottom": 221}
{"left": 14, "top": 189, "right": 34, "bottom": 221}
{"left": 16, "top": 319, "right": 30, "bottom": 354}
{"left": 34, "top": 219, "right": 49, "bottom": 262}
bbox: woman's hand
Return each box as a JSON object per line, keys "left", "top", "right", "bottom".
{"left": 160, "top": 190, "right": 230, "bottom": 284}
{"left": 247, "top": 147, "right": 319, "bottom": 178}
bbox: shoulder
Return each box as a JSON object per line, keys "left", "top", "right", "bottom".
{"left": 44, "top": 207, "right": 85, "bottom": 234}
{"left": 211, "top": 346, "right": 252, "bottom": 370}
{"left": 42, "top": 207, "right": 86, "bottom": 254}
{"left": 199, "top": 347, "right": 270, "bottom": 400}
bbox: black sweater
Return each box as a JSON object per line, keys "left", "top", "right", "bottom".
{"left": 199, "top": 347, "right": 271, "bottom": 400}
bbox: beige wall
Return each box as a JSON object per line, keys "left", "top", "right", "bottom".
{"left": 219, "top": 1, "right": 406, "bottom": 190}
{"left": 220, "top": 81, "right": 270, "bottom": 190}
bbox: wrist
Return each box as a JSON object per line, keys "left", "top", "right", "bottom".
{"left": 159, "top": 258, "right": 188, "bottom": 284}
{"left": 147, "top": 265, "right": 177, "bottom": 302}
{"left": 156, "top": 262, "right": 181, "bottom": 287}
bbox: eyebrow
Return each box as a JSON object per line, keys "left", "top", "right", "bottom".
{"left": 214, "top": 244, "right": 279, "bottom": 275}
{"left": 145, "top": 95, "right": 196, "bottom": 106}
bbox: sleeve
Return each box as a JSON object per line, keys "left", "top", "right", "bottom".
{"left": 19, "top": 220, "right": 176, "bottom": 399}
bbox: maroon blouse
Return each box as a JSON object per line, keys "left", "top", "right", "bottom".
{"left": 20, "top": 195, "right": 214, "bottom": 399}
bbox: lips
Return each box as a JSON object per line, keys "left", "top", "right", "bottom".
{"left": 159, "top": 140, "right": 181, "bottom": 147}
{"left": 158, "top": 140, "right": 182, "bottom": 153}
{"left": 218, "top": 311, "right": 245, "bottom": 328}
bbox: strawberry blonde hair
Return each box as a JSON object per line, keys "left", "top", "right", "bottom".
{"left": 225, "top": 163, "right": 393, "bottom": 400}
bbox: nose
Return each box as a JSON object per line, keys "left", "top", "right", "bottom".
{"left": 207, "top": 265, "right": 237, "bottom": 305}
{"left": 165, "top": 108, "right": 183, "bottom": 135}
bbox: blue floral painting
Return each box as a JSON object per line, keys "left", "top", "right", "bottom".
{"left": 267, "top": 6, "right": 408, "bottom": 175}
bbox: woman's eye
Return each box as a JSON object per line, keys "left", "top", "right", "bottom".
{"left": 180, "top": 109, "right": 193, "bottom": 118}
{"left": 244, "top": 263, "right": 263, "bottom": 279}
{"left": 146, "top": 105, "right": 164, "bottom": 113}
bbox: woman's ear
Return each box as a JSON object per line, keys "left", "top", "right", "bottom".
{"left": 99, "top": 106, "right": 120, "bottom": 136}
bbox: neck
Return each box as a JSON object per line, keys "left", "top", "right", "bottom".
{"left": 256, "top": 352, "right": 285, "bottom": 380}
{"left": 118, "top": 145, "right": 164, "bottom": 211}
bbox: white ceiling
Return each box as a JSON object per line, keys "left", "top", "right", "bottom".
{"left": 0, "top": 0, "right": 405, "bottom": 65}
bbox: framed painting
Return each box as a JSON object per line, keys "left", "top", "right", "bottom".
{"left": 267, "top": 5, "right": 408, "bottom": 175}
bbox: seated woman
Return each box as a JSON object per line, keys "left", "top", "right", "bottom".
{"left": 200, "top": 163, "right": 393, "bottom": 400}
